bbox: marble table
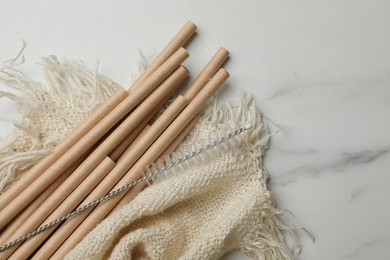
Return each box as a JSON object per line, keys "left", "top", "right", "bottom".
{"left": 0, "top": 1, "right": 389, "bottom": 259}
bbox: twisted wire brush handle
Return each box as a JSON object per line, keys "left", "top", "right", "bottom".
{"left": 0, "top": 123, "right": 252, "bottom": 252}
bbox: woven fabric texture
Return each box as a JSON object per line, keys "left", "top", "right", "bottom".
{"left": 0, "top": 55, "right": 119, "bottom": 193}
{"left": 0, "top": 56, "right": 299, "bottom": 259}
{"left": 66, "top": 95, "right": 297, "bottom": 260}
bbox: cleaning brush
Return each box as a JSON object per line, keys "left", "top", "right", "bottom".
{"left": 0, "top": 122, "right": 253, "bottom": 253}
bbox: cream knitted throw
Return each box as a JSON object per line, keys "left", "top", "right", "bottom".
{"left": 0, "top": 55, "right": 300, "bottom": 259}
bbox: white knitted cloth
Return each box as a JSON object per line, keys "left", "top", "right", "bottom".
{"left": 0, "top": 55, "right": 300, "bottom": 259}
{"left": 0, "top": 54, "right": 119, "bottom": 193}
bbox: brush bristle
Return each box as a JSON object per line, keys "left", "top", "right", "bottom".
{"left": 144, "top": 124, "right": 251, "bottom": 185}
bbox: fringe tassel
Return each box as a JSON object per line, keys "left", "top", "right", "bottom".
{"left": 173, "top": 93, "right": 306, "bottom": 259}
{"left": 0, "top": 52, "right": 119, "bottom": 193}
{"left": 0, "top": 48, "right": 307, "bottom": 259}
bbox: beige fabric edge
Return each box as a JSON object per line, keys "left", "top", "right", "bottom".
{"left": 0, "top": 52, "right": 120, "bottom": 193}
{"left": 0, "top": 55, "right": 304, "bottom": 259}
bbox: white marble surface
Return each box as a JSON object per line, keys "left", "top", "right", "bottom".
{"left": 1, "top": 1, "right": 390, "bottom": 259}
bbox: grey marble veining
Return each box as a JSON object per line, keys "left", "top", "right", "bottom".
{"left": 0, "top": 1, "right": 390, "bottom": 259}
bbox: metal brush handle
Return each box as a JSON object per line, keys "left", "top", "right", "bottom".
{"left": 0, "top": 123, "right": 252, "bottom": 252}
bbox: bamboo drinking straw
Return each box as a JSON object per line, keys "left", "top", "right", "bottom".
{"left": 5, "top": 48, "right": 227, "bottom": 258}
{"left": 30, "top": 125, "right": 147, "bottom": 260}
{"left": 6, "top": 67, "right": 189, "bottom": 260}
{"left": 0, "top": 148, "right": 91, "bottom": 244}
{"left": 0, "top": 21, "right": 196, "bottom": 212}
{"left": 0, "top": 48, "right": 188, "bottom": 230}
{"left": 113, "top": 21, "right": 197, "bottom": 153}
{"left": 2, "top": 65, "right": 188, "bottom": 256}
{"left": 107, "top": 115, "right": 154, "bottom": 162}
{"left": 0, "top": 20, "right": 196, "bottom": 212}
{"left": 100, "top": 74, "right": 179, "bottom": 162}
{"left": 0, "top": 88, "right": 128, "bottom": 211}
{"left": 105, "top": 120, "right": 149, "bottom": 162}
{"left": 0, "top": 158, "right": 116, "bottom": 260}
{"left": 108, "top": 87, "right": 177, "bottom": 162}
{"left": 51, "top": 69, "right": 229, "bottom": 259}
{"left": 110, "top": 115, "right": 199, "bottom": 214}
{"left": 41, "top": 48, "right": 228, "bottom": 258}
{"left": 183, "top": 47, "right": 229, "bottom": 101}
{"left": 129, "top": 21, "right": 196, "bottom": 92}
{"left": 36, "top": 51, "right": 229, "bottom": 259}
{"left": 159, "top": 115, "right": 199, "bottom": 160}
{"left": 32, "top": 96, "right": 189, "bottom": 260}
{"left": 5, "top": 124, "right": 151, "bottom": 258}
{"left": 120, "top": 46, "right": 228, "bottom": 164}
{"left": 0, "top": 161, "right": 75, "bottom": 245}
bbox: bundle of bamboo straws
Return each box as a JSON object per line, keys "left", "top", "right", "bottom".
{"left": 0, "top": 21, "right": 230, "bottom": 259}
